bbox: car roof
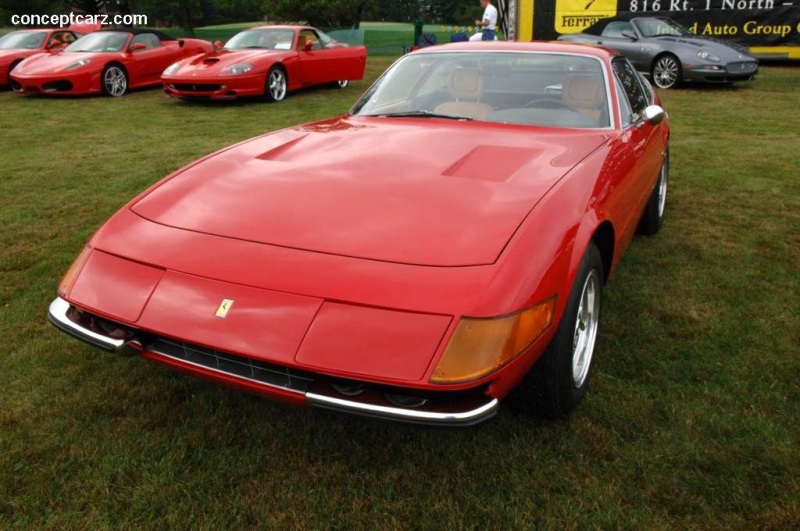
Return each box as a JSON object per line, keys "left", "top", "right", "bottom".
{"left": 99, "top": 27, "right": 176, "bottom": 41}
{"left": 416, "top": 40, "right": 618, "bottom": 59}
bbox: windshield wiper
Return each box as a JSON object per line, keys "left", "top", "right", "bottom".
{"left": 372, "top": 110, "right": 474, "bottom": 121}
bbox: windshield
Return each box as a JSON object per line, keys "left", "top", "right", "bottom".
{"left": 634, "top": 18, "right": 693, "bottom": 38}
{"left": 225, "top": 29, "right": 296, "bottom": 50}
{"left": 0, "top": 31, "right": 47, "bottom": 50}
{"left": 351, "top": 51, "right": 610, "bottom": 129}
{"left": 66, "top": 32, "right": 130, "bottom": 52}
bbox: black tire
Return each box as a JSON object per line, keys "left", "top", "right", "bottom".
{"left": 264, "top": 66, "right": 287, "bottom": 102}
{"left": 101, "top": 64, "right": 128, "bottom": 97}
{"left": 514, "top": 242, "right": 604, "bottom": 419}
{"left": 651, "top": 54, "right": 682, "bottom": 89}
{"left": 6, "top": 60, "right": 22, "bottom": 86}
{"left": 637, "top": 148, "right": 669, "bottom": 236}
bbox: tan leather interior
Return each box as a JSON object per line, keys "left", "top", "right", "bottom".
{"left": 434, "top": 67, "right": 494, "bottom": 120}
{"left": 561, "top": 74, "right": 605, "bottom": 121}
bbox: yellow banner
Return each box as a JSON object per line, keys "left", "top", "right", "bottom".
{"left": 554, "top": 0, "right": 617, "bottom": 34}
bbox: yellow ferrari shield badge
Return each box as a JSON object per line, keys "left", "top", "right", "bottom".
{"left": 555, "top": 0, "right": 617, "bottom": 34}
{"left": 215, "top": 298, "right": 234, "bottom": 318}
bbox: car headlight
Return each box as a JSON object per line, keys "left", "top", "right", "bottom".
{"left": 163, "top": 62, "right": 181, "bottom": 75}
{"left": 65, "top": 58, "right": 91, "bottom": 70}
{"left": 430, "top": 297, "right": 556, "bottom": 384}
{"left": 222, "top": 63, "right": 254, "bottom": 75}
{"left": 696, "top": 50, "right": 720, "bottom": 63}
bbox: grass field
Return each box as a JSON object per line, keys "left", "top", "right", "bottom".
{"left": 1, "top": 57, "right": 798, "bottom": 528}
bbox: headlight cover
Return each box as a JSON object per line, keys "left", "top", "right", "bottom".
{"left": 65, "top": 58, "right": 91, "bottom": 70}
{"left": 696, "top": 50, "right": 720, "bottom": 63}
{"left": 430, "top": 297, "right": 556, "bottom": 384}
{"left": 222, "top": 63, "right": 254, "bottom": 75}
{"left": 163, "top": 62, "right": 181, "bottom": 75}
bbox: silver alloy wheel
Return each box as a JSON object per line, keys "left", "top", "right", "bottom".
{"left": 337, "top": 80, "right": 349, "bottom": 88}
{"left": 653, "top": 56, "right": 680, "bottom": 89}
{"left": 103, "top": 66, "right": 127, "bottom": 96}
{"left": 572, "top": 269, "right": 600, "bottom": 388}
{"left": 657, "top": 161, "right": 668, "bottom": 218}
{"left": 267, "top": 69, "right": 286, "bottom": 101}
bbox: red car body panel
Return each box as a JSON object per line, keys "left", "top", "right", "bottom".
{"left": 10, "top": 31, "right": 211, "bottom": 95}
{"left": 50, "top": 42, "right": 670, "bottom": 425}
{"left": 131, "top": 119, "right": 610, "bottom": 266}
{"left": 0, "top": 29, "right": 84, "bottom": 87}
{"left": 161, "top": 26, "right": 366, "bottom": 100}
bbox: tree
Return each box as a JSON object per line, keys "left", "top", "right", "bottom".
{"left": 268, "top": 0, "right": 375, "bottom": 29}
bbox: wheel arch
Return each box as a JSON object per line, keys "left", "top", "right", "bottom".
{"left": 591, "top": 221, "right": 615, "bottom": 285}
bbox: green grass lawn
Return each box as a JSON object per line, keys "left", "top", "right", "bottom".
{"left": 0, "top": 58, "right": 798, "bottom": 528}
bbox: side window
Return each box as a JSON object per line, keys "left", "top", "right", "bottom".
{"left": 611, "top": 57, "right": 648, "bottom": 122}
{"left": 131, "top": 33, "right": 159, "bottom": 50}
{"left": 299, "top": 30, "right": 321, "bottom": 50}
{"left": 602, "top": 21, "right": 632, "bottom": 38}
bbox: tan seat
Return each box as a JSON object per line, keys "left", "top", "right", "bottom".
{"left": 296, "top": 35, "right": 307, "bottom": 51}
{"left": 434, "top": 67, "right": 493, "bottom": 120}
{"left": 561, "top": 74, "right": 606, "bottom": 122}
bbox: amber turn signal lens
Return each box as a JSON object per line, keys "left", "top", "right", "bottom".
{"left": 57, "top": 245, "right": 92, "bottom": 298}
{"left": 430, "top": 297, "right": 556, "bottom": 384}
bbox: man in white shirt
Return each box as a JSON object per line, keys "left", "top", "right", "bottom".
{"left": 474, "top": 0, "right": 498, "bottom": 41}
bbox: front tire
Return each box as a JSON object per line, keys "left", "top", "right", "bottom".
{"left": 652, "top": 54, "right": 681, "bottom": 89}
{"left": 102, "top": 64, "right": 128, "bottom": 97}
{"left": 515, "top": 243, "right": 604, "bottom": 419}
{"left": 6, "top": 60, "right": 22, "bottom": 86}
{"left": 264, "top": 66, "right": 287, "bottom": 102}
{"left": 335, "top": 80, "right": 349, "bottom": 89}
{"left": 637, "top": 148, "right": 669, "bottom": 235}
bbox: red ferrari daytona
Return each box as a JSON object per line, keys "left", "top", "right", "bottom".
{"left": 161, "top": 25, "right": 367, "bottom": 101}
{"left": 49, "top": 42, "right": 670, "bottom": 426}
{"left": 10, "top": 28, "right": 212, "bottom": 96}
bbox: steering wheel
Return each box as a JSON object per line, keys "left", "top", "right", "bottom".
{"left": 524, "top": 98, "right": 579, "bottom": 112}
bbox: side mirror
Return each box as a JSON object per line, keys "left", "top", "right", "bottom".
{"left": 128, "top": 42, "right": 147, "bottom": 53}
{"left": 303, "top": 40, "right": 314, "bottom": 52}
{"left": 46, "top": 41, "right": 65, "bottom": 52}
{"left": 214, "top": 40, "right": 223, "bottom": 51}
{"left": 621, "top": 29, "right": 637, "bottom": 41}
{"left": 641, "top": 105, "right": 666, "bottom": 126}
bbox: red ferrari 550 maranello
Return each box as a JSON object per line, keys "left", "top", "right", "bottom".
{"left": 161, "top": 25, "right": 367, "bottom": 101}
{"left": 11, "top": 28, "right": 212, "bottom": 96}
{"left": 0, "top": 28, "right": 84, "bottom": 87}
{"left": 49, "top": 42, "right": 670, "bottom": 426}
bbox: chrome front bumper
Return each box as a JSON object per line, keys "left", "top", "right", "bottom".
{"left": 48, "top": 296, "right": 499, "bottom": 427}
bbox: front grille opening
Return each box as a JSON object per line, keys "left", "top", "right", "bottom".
{"left": 43, "top": 80, "right": 73, "bottom": 92}
{"left": 146, "top": 336, "right": 314, "bottom": 394}
{"left": 171, "top": 83, "right": 223, "bottom": 92}
{"left": 66, "top": 306, "right": 135, "bottom": 341}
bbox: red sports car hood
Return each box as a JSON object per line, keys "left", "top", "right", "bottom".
{"left": 12, "top": 51, "right": 107, "bottom": 74}
{"left": 172, "top": 49, "right": 282, "bottom": 75}
{"left": 132, "top": 117, "right": 610, "bottom": 266}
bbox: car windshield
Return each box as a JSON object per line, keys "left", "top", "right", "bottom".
{"left": 634, "top": 18, "right": 693, "bottom": 38}
{"left": 0, "top": 31, "right": 47, "bottom": 50}
{"left": 225, "top": 29, "right": 296, "bottom": 50}
{"left": 351, "top": 51, "right": 610, "bottom": 129}
{"left": 66, "top": 32, "right": 130, "bottom": 52}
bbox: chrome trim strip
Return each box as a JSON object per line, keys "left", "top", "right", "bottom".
{"left": 47, "top": 297, "right": 125, "bottom": 352}
{"left": 307, "top": 392, "right": 499, "bottom": 426}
